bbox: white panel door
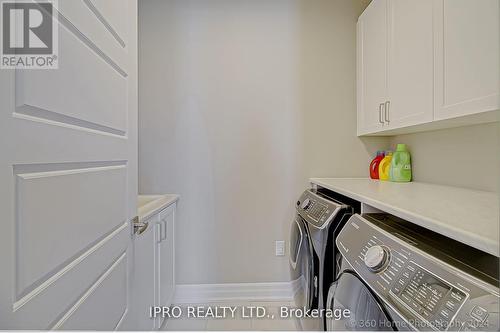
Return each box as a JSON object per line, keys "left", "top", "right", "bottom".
{"left": 0, "top": 0, "right": 138, "bottom": 330}
{"left": 386, "top": 0, "right": 434, "bottom": 128}
{"left": 434, "top": 0, "right": 500, "bottom": 120}
{"left": 357, "top": 0, "right": 388, "bottom": 135}
{"left": 156, "top": 205, "right": 176, "bottom": 329}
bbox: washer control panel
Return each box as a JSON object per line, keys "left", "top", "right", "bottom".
{"left": 337, "top": 214, "right": 500, "bottom": 331}
{"left": 389, "top": 262, "right": 467, "bottom": 330}
{"left": 296, "top": 190, "right": 344, "bottom": 229}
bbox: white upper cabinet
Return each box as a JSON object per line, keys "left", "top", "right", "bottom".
{"left": 387, "top": 0, "right": 434, "bottom": 129}
{"left": 357, "top": 0, "right": 500, "bottom": 136}
{"left": 434, "top": 0, "right": 500, "bottom": 120}
{"left": 357, "top": 0, "right": 388, "bottom": 135}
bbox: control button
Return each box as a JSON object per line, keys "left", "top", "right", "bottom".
{"left": 470, "top": 306, "right": 488, "bottom": 323}
{"left": 418, "top": 289, "right": 428, "bottom": 296}
{"left": 411, "top": 302, "right": 422, "bottom": 312}
{"left": 402, "top": 271, "right": 412, "bottom": 279}
{"left": 364, "top": 245, "right": 389, "bottom": 272}
{"left": 421, "top": 309, "right": 431, "bottom": 318}
{"left": 395, "top": 256, "right": 405, "bottom": 264}
{"left": 451, "top": 290, "right": 465, "bottom": 302}
{"left": 301, "top": 198, "right": 311, "bottom": 210}
{"left": 440, "top": 308, "right": 451, "bottom": 319}
{"left": 401, "top": 293, "right": 412, "bottom": 303}
{"left": 445, "top": 300, "right": 457, "bottom": 311}
{"left": 391, "top": 286, "right": 402, "bottom": 294}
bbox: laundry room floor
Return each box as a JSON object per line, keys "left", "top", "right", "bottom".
{"left": 162, "top": 301, "right": 299, "bottom": 331}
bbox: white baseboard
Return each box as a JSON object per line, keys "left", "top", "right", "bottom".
{"left": 174, "top": 281, "right": 299, "bottom": 304}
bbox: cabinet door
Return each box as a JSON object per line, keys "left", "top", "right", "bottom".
{"left": 155, "top": 205, "right": 175, "bottom": 329}
{"left": 387, "top": 0, "right": 434, "bottom": 128}
{"left": 131, "top": 217, "right": 156, "bottom": 331}
{"left": 357, "top": 0, "right": 388, "bottom": 135}
{"left": 434, "top": 0, "right": 500, "bottom": 120}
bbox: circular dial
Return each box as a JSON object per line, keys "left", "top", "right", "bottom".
{"left": 301, "top": 198, "right": 312, "bottom": 210}
{"left": 364, "top": 245, "right": 389, "bottom": 272}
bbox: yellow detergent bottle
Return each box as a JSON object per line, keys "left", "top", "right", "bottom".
{"left": 378, "top": 151, "right": 393, "bottom": 181}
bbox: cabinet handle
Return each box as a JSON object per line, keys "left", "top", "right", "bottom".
{"left": 379, "top": 103, "right": 385, "bottom": 124}
{"left": 161, "top": 220, "right": 167, "bottom": 241}
{"left": 156, "top": 223, "right": 162, "bottom": 243}
{"left": 385, "top": 101, "right": 390, "bottom": 123}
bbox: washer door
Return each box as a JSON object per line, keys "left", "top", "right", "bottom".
{"left": 326, "top": 271, "right": 394, "bottom": 331}
{"left": 290, "top": 217, "right": 315, "bottom": 310}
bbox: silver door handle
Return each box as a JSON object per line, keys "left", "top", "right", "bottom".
{"left": 313, "top": 276, "right": 318, "bottom": 297}
{"left": 133, "top": 216, "right": 149, "bottom": 235}
{"left": 161, "top": 220, "right": 167, "bottom": 241}
{"left": 156, "top": 223, "right": 162, "bottom": 243}
{"left": 385, "top": 100, "right": 390, "bottom": 123}
{"left": 379, "top": 103, "right": 385, "bottom": 124}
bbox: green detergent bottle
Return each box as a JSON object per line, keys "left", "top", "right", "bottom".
{"left": 390, "top": 144, "right": 412, "bottom": 182}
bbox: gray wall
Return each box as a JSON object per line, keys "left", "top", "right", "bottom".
{"left": 138, "top": 0, "right": 386, "bottom": 284}
{"left": 389, "top": 122, "right": 500, "bottom": 192}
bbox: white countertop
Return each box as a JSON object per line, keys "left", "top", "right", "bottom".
{"left": 310, "top": 178, "right": 499, "bottom": 257}
{"left": 138, "top": 194, "right": 179, "bottom": 222}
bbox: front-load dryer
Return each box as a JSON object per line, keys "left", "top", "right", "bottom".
{"left": 290, "top": 188, "right": 359, "bottom": 331}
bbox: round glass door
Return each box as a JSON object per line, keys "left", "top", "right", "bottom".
{"left": 326, "top": 271, "right": 394, "bottom": 331}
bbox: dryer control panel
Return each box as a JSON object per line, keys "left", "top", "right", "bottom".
{"left": 336, "top": 214, "right": 500, "bottom": 331}
{"left": 296, "top": 190, "right": 345, "bottom": 229}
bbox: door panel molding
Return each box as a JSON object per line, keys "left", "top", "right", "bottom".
{"left": 14, "top": 104, "right": 127, "bottom": 137}
{"left": 58, "top": 0, "right": 128, "bottom": 70}
{"left": 15, "top": 163, "right": 127, "bottom": 297}
{"left": 56, "top": 11, "right": 128, "bottom": 77}
{"left": 82, "top": 0, "right": 127, "bottom": 48}
{"left": 15, "top": 13, "right": 129, "bottom": 136}
{"left": 12, "top": 225, "right": 128, "bottom": 331}
{"left": 90, "top": 0, "right": 130, "bottom": 46}
{"left": 52, "top": 252, "right": 127, "bottom": 330}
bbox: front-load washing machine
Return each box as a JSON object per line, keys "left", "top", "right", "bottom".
{"left": 290, "top": 188, "right": 359, "bottom": 331}
{"left": 326, "top": 213, "right": 499, "bottom": 331}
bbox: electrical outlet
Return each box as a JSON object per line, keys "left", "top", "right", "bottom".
{"left": 275, "top": 240, "right": 285, "bottom": 256}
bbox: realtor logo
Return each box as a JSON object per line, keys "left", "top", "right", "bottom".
{"left": 1, "top": 0, "right": 58, "bottom": 69}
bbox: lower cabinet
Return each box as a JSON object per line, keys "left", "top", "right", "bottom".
{"left": 126, "top": 203, "right": 176, "bottom": 331}
{"left": 155, "top": 205, "right": 176, "bottom": 329}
